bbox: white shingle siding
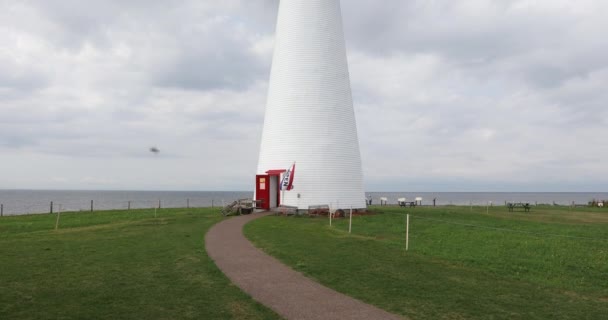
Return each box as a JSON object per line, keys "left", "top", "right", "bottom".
{"left": 256, "top": 0, "right": 366, "bottom": 209}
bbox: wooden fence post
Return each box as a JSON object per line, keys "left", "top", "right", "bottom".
{"left": 90, "top": 200, "right": 94, "bottom": 212}
{"left": 50, "top": 201, "right": 54, "bottom": 214}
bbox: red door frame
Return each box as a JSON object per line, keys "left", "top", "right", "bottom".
{"left": 256, "top": 170, "right": 286, "bottom": 210}
{"left": 266, "top": 170, "right": 285, "bottom": 207}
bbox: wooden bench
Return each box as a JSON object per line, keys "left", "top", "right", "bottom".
{"left": 507, "top": 202, "right": 531, "bottom": 212}
{"left": 236, "top": 199, "right": 255, "bottom": 215}
{"left": 222, "top": 199, "right": 255, "bottom": 216}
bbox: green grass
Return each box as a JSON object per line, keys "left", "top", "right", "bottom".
{"left": 244, "top": 206, "right": 608, "bottom": 320}
{"left": 0, "top": 208, "right": 280, "bottom": 320}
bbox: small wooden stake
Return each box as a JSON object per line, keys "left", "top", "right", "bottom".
{"left": 55, "top": 205, "right": 62, "bottom": 230}
{"left": 406, "top": 214, "right": 410, "bottom": 251}
{"left": 128, "top": 201, "right": 131, "bottom": 210}
{"left": 1, "top": 203, "right": 4, "bottom": 217}
{"left": 349, "top": 207, "right": 353, "bottom": 233}
{"left": 50, "top": 201, "right": 54, "bottom": 214}
{"left": 90, "top": 200, "right": 94, "bottom": 212}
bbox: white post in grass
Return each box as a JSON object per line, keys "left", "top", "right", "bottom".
{"left": 55, "top": 204, "right": 62, "bottom": 231}
{"left": 281, "top": 185, "right": 285, "bottom": 209}
{"left": 406, "top": 214, "right": 410, "bottom": 251}
{"left": 349, "top": 206, "right": 353, "bottom": 233}
{"left": 329, "top": 208, "right": 332, "bottom": 227}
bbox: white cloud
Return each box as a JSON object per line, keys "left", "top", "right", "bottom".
{"left": 0, "top": 0, "right": 606, "bottom": 191}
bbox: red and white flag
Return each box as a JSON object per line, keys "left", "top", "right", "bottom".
{"left": 280, "top": 162, "right": 296, "bottom": 191}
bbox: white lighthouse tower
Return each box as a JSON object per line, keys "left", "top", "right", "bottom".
{"left": 255, "top": 0, "right": 366, "bottom": 210}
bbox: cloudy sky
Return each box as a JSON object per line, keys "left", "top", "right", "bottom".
{"left": 1, "top": 0, "right": 607, "bottom": 192}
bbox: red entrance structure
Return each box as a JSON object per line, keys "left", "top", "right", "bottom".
{"left": 255, "top": 170, "right": 285, "bottom": 210}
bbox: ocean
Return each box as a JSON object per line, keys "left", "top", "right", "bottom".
{"left": 0, "top": 190, "right": 607, "bottom": 216}
{"left": 0, "top": 190, "right": 251, "bottom": 216}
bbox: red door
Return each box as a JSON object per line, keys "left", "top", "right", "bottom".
{"left": 256, "top": 175, "right": 270, "bottom": 210}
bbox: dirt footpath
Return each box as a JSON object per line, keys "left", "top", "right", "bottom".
{"left": 205, "top": 212, "right": 406, "bottom": 320}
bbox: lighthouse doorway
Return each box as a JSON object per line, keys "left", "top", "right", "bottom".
{"left": 255, "top": 169, "right": 285, "bottom": 210}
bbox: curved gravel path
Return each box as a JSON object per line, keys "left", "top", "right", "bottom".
{"left": 205, "top": 212, "right": 405, "bottom": 320}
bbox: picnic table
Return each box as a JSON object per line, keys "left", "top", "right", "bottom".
{"left": 398, "top": 198, "right": 416, "bottom": 208}
{"left": 507, "top": 202, "right": 531, "bottom": 212}
{"left": 399, "top": 201, "right": 416, "bottom": 208}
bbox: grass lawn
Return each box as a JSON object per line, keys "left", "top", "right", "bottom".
{"left": 244, "top": 205, "right": 608, "bottom": 320}
{"left": 0, "top": 208, "right": 280, "bottom": 320}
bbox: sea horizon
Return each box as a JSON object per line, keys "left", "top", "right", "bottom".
{"left": 2, "top": 188, "right": 607, "bottom": 193}
{"left": 1, "top": 189, "right": 607, "bottom": 216}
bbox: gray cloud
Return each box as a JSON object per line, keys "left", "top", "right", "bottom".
{"left": 343, "top": 0, "right": 608, "bottom": 89}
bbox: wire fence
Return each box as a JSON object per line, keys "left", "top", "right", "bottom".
{"left": 0, "top": 197, "right": 242, "bottom": 217}
{"left": 371, "top": 199, "right": 606, "bottom": 207}
{"left": 2, "top": 192, "right": 607, "bottom": 217}
{"left": 365, "top": 194, "right": 608, "bottom": 207}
